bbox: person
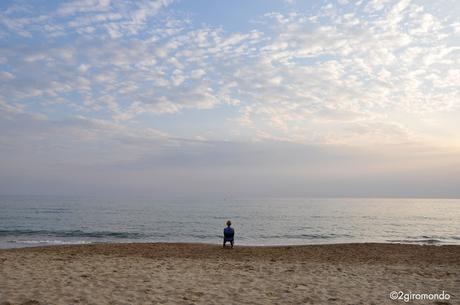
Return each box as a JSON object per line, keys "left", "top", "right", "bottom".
{"left": 223, "top": 220, "right": 234, "bottom": 248}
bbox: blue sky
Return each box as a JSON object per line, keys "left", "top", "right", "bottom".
{"left": 0, "top": 0, "right": 459, "bottom": 198}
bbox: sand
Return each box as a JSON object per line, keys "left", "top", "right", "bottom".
{"left": 1, "top": 243, "right": 459, "bottom": 305}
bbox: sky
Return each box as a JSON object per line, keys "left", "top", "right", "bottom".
{"left": 0, "top": 0, "right": 459, "bottom": 198}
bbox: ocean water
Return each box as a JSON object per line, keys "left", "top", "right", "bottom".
{"left": 0, "top": 195, "right": 459, "bottom": 248}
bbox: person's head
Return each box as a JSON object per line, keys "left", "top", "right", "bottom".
{"left": 226, "top": 220, "right": 232, "bottom": 227}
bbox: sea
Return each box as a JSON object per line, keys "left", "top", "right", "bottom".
{"left": 0, "top": 195, "right": 459, "bottom": 249}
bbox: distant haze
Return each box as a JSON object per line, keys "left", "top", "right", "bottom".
{"left": 1, "top": 0, "right": 459, "bottom": 198}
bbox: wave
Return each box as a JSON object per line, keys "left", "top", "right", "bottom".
{"left": 387, "top": 236, "right": 444, "bottom": 244}
{"left": 31, "top": 208, "right": 72, "bottom": 214}
{"left": 387, "top": 239, "right": 443, "bottom": 244}
{"left": 0, "top": 229, "right": 145, "bottom": 239}
{"left": 259, "top": 233, "right": 352, "bottom": 240}
{"left": 8, "top": 239, "right": 92, "bottom": 245}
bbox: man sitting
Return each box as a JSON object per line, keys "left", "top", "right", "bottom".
{"left": 223, "top": 220, "right": 234, "bottom": 248}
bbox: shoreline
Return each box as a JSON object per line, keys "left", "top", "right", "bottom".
{"left": 1, "top": 240, "right": 458, "bottom": 249}
{"left": 2, "top": 239, "right": 458, "bottom": 250}
{"left": 1, "top": 243, "right": 459, "bottom": 304}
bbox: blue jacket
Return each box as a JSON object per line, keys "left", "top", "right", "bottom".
{"left": 223, "top": 227, "right": 234, "bottom": 241}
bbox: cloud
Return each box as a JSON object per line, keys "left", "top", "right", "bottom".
{"left": 0, "top": 0, "right": 459, "bottom": 197}
{"left": 0, "top": 0, "right": 173, "bottom": 39}
{"left": 0, "top": 71, "right": 14, "bottom": 80}
{"left": 1, "top": 110, "right": 460, "bottom": 198}
{"left": 220, "top": 0, "right": 459, "bottom": 144}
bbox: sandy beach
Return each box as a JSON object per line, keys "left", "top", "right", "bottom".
{"left": 0, "top": 243, "right": 459, "bottom": 305}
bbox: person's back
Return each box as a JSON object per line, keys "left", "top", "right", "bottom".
{"left": 223, "top": 220, "right": 234, "bottom": 248}
{"left": 224, "top": 226, "right": 234, "bottom": 239}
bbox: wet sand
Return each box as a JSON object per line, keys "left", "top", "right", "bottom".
{"left": 1, "top": 243, "right": 459, "bottom": 304}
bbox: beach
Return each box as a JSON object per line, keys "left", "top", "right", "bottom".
{"left": 0, "top": 243, "right": 459, "bottom": 305}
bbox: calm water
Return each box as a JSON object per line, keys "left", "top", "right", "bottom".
{"left": 0, "top": 196, "right": 459, "bottom": 248}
